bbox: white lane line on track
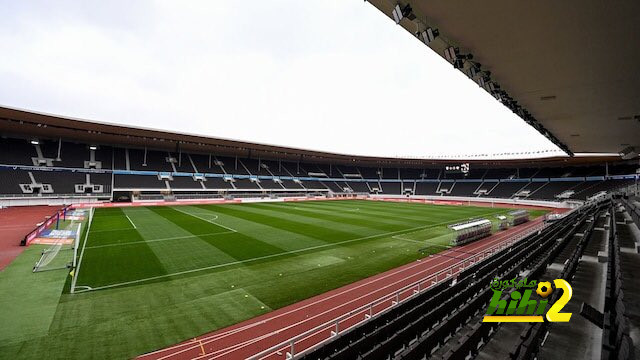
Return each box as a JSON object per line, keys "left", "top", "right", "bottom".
{"left": 140, "top": 219, "right": 543, "bottom": 360}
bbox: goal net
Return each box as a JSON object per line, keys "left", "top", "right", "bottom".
{"left": 33, "top": 223, "right": 81, "bottom": 272}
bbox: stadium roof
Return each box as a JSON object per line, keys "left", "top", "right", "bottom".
{"left": 367, "top": 1, "right": 640, "bottom": 156}
{"left": 0, "top": 105, "right": 624, "bottom": 167}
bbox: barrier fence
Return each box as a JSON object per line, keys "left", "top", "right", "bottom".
{"left": 21, "top": 205, "right": 72, "bottom": 246}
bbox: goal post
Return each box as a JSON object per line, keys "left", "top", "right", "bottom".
{"left": 70, "top": 206, "right": 94, "bottom": 294}
{"left": 72, "top": 222, "right": 82, "bottom": 270}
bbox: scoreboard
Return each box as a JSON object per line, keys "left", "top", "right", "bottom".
{"left": 444, "top": 163, "right": 470, "bottom": 175}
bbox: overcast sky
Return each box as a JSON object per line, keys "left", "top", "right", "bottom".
{"left": 0, "top": 0, "right": 563, "bottom": 159}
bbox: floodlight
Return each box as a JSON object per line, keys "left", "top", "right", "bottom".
{"left": 392, "top": 4, "right": 413, "bottom": 24}
{"left": 420, "top": 28, "right": 439, "bottom": 45}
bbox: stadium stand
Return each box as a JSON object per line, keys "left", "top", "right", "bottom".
{"left": 527, "top": 181, "right": 583, "bottom": 200}
{"left": 114, "top": 174, "right": 167, "bottom": 189}
{"left": 414, "top": 182, "right": 440, "bottom": 196}
{"left": 300, "top": 202, "right": 605, "bottom": 360}
{"left": 0, "top": 134, "right": 638, "bottom": 203}
{"left": 233, "top": 178, "right": 261, "bottom": 190}
{"left": 348, "top": 182, "right": 369, "bottom": 193}
{"left": 448, "top": 181, "right": 481, "bottom": 197}
{"left": 169, "top": 176, "right": 202, "bottom": 189}
{"left": 203, "top": 177, "right": 232, "bottom": 190}
{"left": 381, "top": 182, "right": 401, "bottom": 195}
{"left": 358, "top": 167, "right": 379, "bottom": 179}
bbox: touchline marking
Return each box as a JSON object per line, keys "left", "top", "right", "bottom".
{"left": 125, "top": 215, "right": 137, "bottom": 229}
{"left": 74, "top": 213, "right": 503, "bottom": 293}
{"left": 173, "top": 206, "right": 237, "bottom": 233}
{"left": 139, "top": 219, "right": 544, "bottom": 360}
{"left": 70, "top": 207, "right": 94, "bottom": 294}
{"left": 85, "top": 231, "right": 236, "bottom": 249}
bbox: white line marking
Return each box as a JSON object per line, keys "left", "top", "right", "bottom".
{"left": 391, "top": 234, "right": 449, "bottom": 245}
{"left": 91, "top": 228, "right": 137, "bottom": 233}
{"left": 70, "top": 207, "right": 94, "bottom": 294}
{"left": 173, "top": 206, "right": 237, "bottom": 233}
{"left": 125, "top": 215, "right": 137, "bottom": 229}
{"left": 74, "top": 216, "right": 487, "bottom": 293}
{"left": 85, "top": 231, "right": 236, "bottom": 249}
{"left": 151, "top": 220, "right": 545, "bottom": 360}
{"left": 137, "top": 218, "right": 544, "bottom": 359}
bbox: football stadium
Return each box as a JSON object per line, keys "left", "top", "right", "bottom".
{"left": 0, "top": 2, "right": 639, "bottom": 360}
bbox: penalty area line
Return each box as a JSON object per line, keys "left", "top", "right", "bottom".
{"left": 173, "top": 206, "right": 237, "bottom": 233}
{"left": 125, "top": 215, "right": 137, "bottom": 229}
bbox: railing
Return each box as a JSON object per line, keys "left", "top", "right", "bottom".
{"left": 0, "top": 193, "right": 110, "bottom": 198}
{"left": 248, "top": 221, "right": 547, "bottom": 360}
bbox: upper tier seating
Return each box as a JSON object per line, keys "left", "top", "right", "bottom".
{"left": 56, "top": 142, "right": 88, "bottom": 168}
{"left": 0, "top": 138, "right": 36, "bottom": 165}
{"left": 217, "top": 156, "right": 250, "bottom": 175}
{"left": 127, "top": 149, "right": 173, "bottom": 172}
{"left": 168, "top": 152, "right": 196, "bottom": 173}
{"left": 358, "top": 167, "right": 379, "bottom": 179}
{"left": 261, "top": 160, "right": 290, "bottom": 176}
{"left": 381, "top": 168, "right": 399, "bottom": 179}
{"left": 189, "top": 154, "right": 225, "bottom": 174}
{"left": 399, "top": 168, "right": 421, "bottom": 179}
{"left": 93, "top": 146, "right": 113, "bottom": 169}
{"left": 114, "top": 174, "right": 166, "bottom": 189}
{"left": 1, "top": 136, "right": 638, "bottom": 200}
{"left": 484, "top": 168, "right": 516, "bottom": 179}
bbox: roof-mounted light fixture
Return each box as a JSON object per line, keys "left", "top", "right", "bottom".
{"left": 419, "top": 27, "right": 439, "bottom": 45}
{"left": 443, "top": 47, "right": 473, "bottom": 69}
{"left": 30, "top": 139, "right": 39, "bottom": 145}
{"left": 392, "top": 4, "right": 414, "bottom": 24}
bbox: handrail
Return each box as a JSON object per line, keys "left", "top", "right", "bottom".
{"left": 248, "top": 221, "right": 547, "bottom": 360}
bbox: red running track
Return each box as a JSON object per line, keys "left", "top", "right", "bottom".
{"left": 138, "top": 214, "right": 559, "bottom": 360}
{"left": 0, "top": 205, "right": 62, "bottom": 270}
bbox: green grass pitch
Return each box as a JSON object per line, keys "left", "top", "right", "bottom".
{"left": 0, "top": 200, "right": 545, "bottom": 359}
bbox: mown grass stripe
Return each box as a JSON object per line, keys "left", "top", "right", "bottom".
{"left": 150, "top": 206, "right": 285, "bottom": 261}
